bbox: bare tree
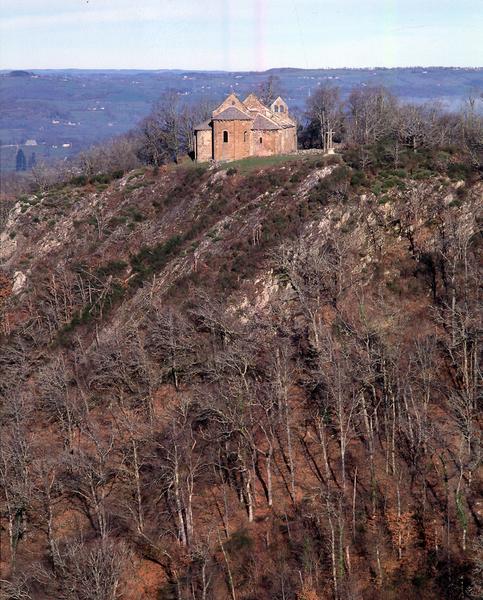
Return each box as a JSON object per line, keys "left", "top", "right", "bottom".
{"left": 114, "top": 410, "right": 150, "bottom": 535}
{"left": 145, "top": 306, "right": 201, "bottom": 390}
{"left": 137, "top": 90, "right": 200, "bottom": 165}
{"left": 28, "top": 159, "right": 64, "bottom": 193}
{"left": 306, "top": 84, "right": 343, "bottom": 150}
{"left": 47, "top": 537, "right": 131, "bottom": 600}
{"left": 0, "top": 395, "right": 33, "bottom": 570}
{"left": 62, "top": 428, "right": 116, "bottom": 541}
{"left": 460, "top": 92, "right": 483, "bottom": 164}
{"left": 275, "top": 233, "right": 350, "bottom": 351}
{"left": 258, "top": 75, "right": 282, "bottom": 106}
{"left": 346, "top": 85, "right": 398, "bottom": 164}
{"left": 0, "top": 573, "right": 34, "bottom": 600}
{"left": 152, "top": 400, "right": 202, "bottom": 547}
{"left": 37, "top": 356, "right": 83, "bottom": 449}
{"left": 84, "top": 327, "right": 153, "bottom": 412}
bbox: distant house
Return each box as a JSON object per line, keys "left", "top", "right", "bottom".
{"left": 194, "top": 93, "right": 297, "bottom": 162}
{"left": 25, "top": 139, "right": 37, "bottom": 146}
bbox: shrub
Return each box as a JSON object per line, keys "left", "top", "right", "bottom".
{"left": 130, "top": 235, "right": 183, "bottom": 286}
{"left": 126, "top": 181, "right": 149, "bottom": 193}
{"left": 69, "top": 175, "right": 88, "bottom": 186}
{"left": 95, "top": 260, "right": 127, "bottom": 277}
{"left": 350, "top": 170, "right": 368, "bottom": 188}
{"left": 165, "top": 166, "right": 207, "bottom": 205}
{"left": 308, "top": 165, "right": 351, "bottom": 204}
{"left": 448, "top": 198, "right": 463, "bottom": 208}
{"left": 225, "top": 529, "right": 253, "bottom": 554}
{"left": 108, "top": 215, "right": 128, "bottom": 228}
{"left": 377, "top": 174, "right": 406, "bottom": 191}
{"left": 90, "top": 173, "right": 111, "bottom": 185}
{"left": 124, "top": 207, "right": 146, "bottom": 222}
{"left": 127, "top": 169, "right": 145, "bottom": 182}
{"left": 322, "top": 153, "right": 342, "bottom": 166}
{"left": 447, "top": 162, "right": 473, "bottom": 181}
{"left": 413, "top": 169, "right": 433, "bottom": 180}
{"left": 217, "top": 268, "right": 238, "bottom": 292}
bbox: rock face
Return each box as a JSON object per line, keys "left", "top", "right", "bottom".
{"left": 0, "top": 233, "right": 17, "bottom": 261}
{"left": 12, "top": 271, "right": 26, "bottom": 294}
{"left": 0, "top": 157, "right": 481, "bottom": 600}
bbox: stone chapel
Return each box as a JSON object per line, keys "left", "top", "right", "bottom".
{"left": 194, "top": 93, "right": 297, "bottom": 162}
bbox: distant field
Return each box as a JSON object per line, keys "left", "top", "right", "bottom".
{"left": 0, "top": 142, "right": 74, "bottom": 173}
{"left": 0, "top": 67, "right": 481, "bottom": 172}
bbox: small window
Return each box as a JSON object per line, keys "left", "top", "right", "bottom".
{"left": 274, "top": 105, "right": 279, "bottom": 112}
{"left": 244, "top": 131, "right": 247, "bottom": 142}
{"left": 279, "top": 105, "right": 285, "bottom": 113}
{"left": 231, "top": 100, "right": 235, "bottom": 105}
{"left": 259, "top": 137, "right": 263, "bottom": 144}
{"left": 223, "top": 130, "right": 229, "bottom": 143}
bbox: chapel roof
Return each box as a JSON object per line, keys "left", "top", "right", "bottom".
{"left": 194, "top": 119, "right": 212, "bottom": 131}
{"left": 272, "top": 96, "right": 287, "bottom": 105}
{"left": 212, "top": 107, "right": 253, "bottom": 121}
{"left": 243, "top": 93, "right": 269, "bottom": 112}
{"left": 252, "top": 113, "right": 281, "bottom": 131}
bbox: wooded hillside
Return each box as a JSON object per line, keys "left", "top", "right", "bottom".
{"left": 0, "top": 149, "right": 481, "bottom": 599}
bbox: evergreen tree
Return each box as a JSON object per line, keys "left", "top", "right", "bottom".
{"left": 28, "top": 152, "right": 37, "bottom": 169}
{"left": 16, "top": 149, "right": 27, "bottom": 172}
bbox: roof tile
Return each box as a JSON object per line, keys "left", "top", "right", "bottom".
{"left": 212, "top": 107, "right": 253, "bottom": 121}
{"left": 194, "top": 119, "right": 212, "bottom": 131}
{"left": 252, "top": 114, "right": 281, "bottom": 130}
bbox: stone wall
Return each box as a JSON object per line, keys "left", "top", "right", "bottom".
{"left": 251, "top": 130, "right": 279, "bottom": 157}
{"left": 197, "top": 125, "right": 299, "bottom": 162}
{"left": 213, "top": 120, "right": 251, "bottom": 161}
{"left": 279, "top": 127, "right": 297, "bottom": 154}
{"left": 195, "top": 130, "right": 213, "bottom": 162}
{"left": 295, "top": 148, "right": 327, "bottom": 155}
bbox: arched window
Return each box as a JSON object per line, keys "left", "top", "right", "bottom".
{"left": 223, "top": 130, "right": 229, "bottom": 143}
{"left": 274, "top": 105, "right": 279, "bottom": 112}
{"left": 244, "top": 131, "right": 247, "bottom": 142}
{"left": 259, "top": 137, "right": 263, "bottom": 144}
{"left": 279, "top": 105, "right": 285, "bottom": 113}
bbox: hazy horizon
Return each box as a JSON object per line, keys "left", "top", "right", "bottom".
{"left": 2, "top": 66, "right": 482, "bottom": 74}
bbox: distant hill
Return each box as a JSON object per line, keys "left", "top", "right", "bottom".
{"left": 0, "top": 67, "right": 482, "bottom": 171}
{"left": 7, "top": 70, "right": 33, "bottom": 77}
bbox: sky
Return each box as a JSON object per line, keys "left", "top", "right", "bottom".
{"left": 0, "top": 0, "right": 482, "bottom": 71}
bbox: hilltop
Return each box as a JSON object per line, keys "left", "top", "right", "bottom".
{"left": 0, "top": 151, "right": 482, "bottom": 599}
{"left": 1, "top": 66, "right": 482, "bottom": 172}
